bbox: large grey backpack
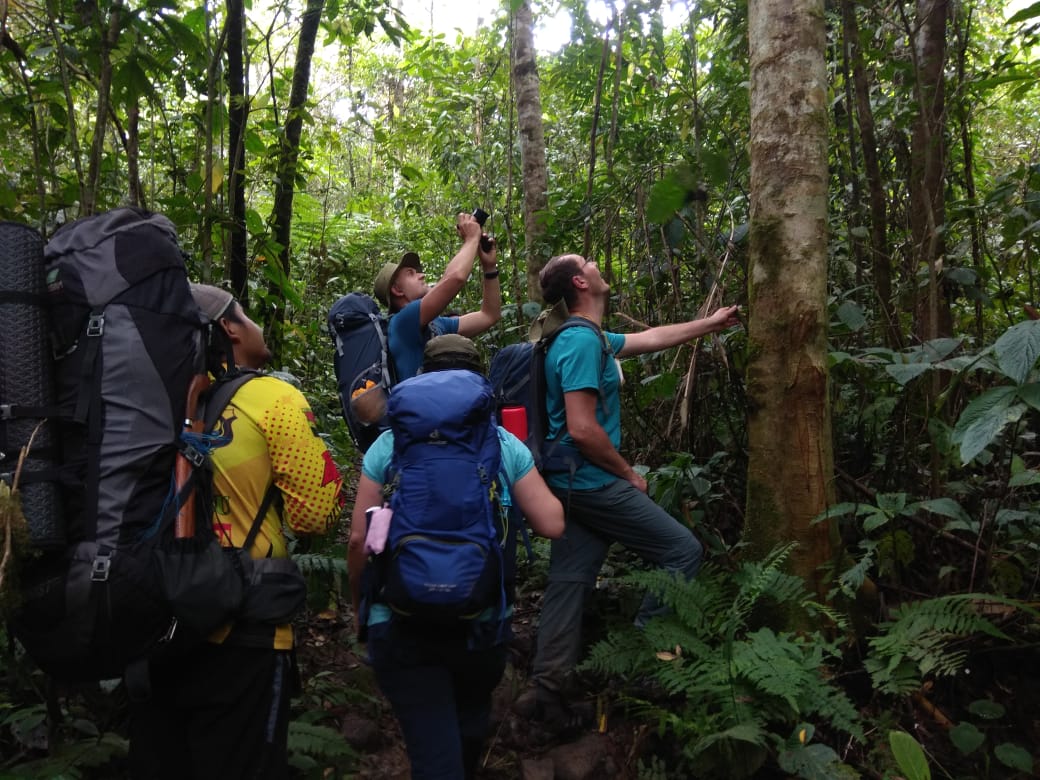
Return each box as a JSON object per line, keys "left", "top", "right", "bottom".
{"left": 7, "top": 209, "right": 243, "bottom": 684}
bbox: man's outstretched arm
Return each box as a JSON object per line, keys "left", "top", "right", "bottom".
{"left": 618, "top": 305, "right": 740, "bottom": 358}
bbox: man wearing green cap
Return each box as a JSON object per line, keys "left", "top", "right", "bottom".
{"left": 373, "top": 211, "right": 501, "bottom": 380}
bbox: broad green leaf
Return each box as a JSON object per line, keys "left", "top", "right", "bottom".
{"left": 994, "top": 320, "right": 1040, "bottom": 384}
{"left": 862, "top": 510, "right": 890, "bottom": 533}
{"left": 777, "top": 742, "right": 844, "bottom": 779}
{"left": 889, "top": 731, "right": 930, "bottom": 780}
{"left": 910, "top": 497, "right": 970, "bottom": 525}
{"left": 885, "top": 362, "right": 930, "bottom": 385}
{"left": 1017, "top": 381, "right": 1040, "bottom": 411}
{"left": 1008, "top": 1, "right": 1040, "bottom": 24}
{"left": 949, "top": 722, "right": 985, "bottom": 754}
{"left": 836, "top": 301, "right": 867, "bottom": 331}
{"left": 968, "top": 699, "right": 1006, "bottom": 719}
{"left": 952, "top": 387, "right": 1020, "bottom": 464}
{"left": 875, "top": 492, "right": 907, "bottom": 515}
{"left": 646, "top": 174, "right": 685, "bottom": 224}
{"left": 994, "top": 743, "right": 1034, "bottom": 773}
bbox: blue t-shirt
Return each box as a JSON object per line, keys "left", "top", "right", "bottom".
{"left": 543, "top": 325, "right": 626, "bottom": 490}
{"left": 387, "top": 299, "right": 459, "bottom": 380}
{"left": 361, "top": 425, "right": 535, "bottom": 627}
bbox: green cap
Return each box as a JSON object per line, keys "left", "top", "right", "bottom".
{"left": 422, "top": 334, "right": 483, "bottom": 373}
{"left": 373, "top": 252, "right": 422, "bottom": 307}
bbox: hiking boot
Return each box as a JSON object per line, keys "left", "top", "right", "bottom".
{"left": 513, "top": 684, "right": 593, "bottom": 739}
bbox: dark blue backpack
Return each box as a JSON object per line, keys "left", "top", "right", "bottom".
{"left": 381, "top": 369, "right": 507, "bottom": 623}
{"left": 488, "top": 316, "right": 609, "bottom": 474}
{"left": 327, "top": 292, "right": 395, "bottom": 453}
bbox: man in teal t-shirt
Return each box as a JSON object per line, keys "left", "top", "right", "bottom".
{"left": 372, "top": 211, "right": 502, "bottom": 380}
{"left": 521, "top": 252, "right": 741, "bottom": 730}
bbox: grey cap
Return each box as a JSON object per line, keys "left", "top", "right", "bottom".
{"left": 373, "top": 252, "right": 422, "bottom": 307}
{"left": 189, "top": 283, "right": 235, "bottom": 322}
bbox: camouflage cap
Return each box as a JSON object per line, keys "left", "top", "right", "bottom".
{"left": 421, "top": 334, "right": 483, "bottom": 373}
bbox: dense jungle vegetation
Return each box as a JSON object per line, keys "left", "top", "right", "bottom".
{"left": 2, "top": 0, "right": 1040, "bottom": 777}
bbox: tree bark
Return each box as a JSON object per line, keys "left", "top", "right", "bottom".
{"left": 266, "top": 0, "right": 324, "bottom": 361}
{"left": 907, "top": 0, "right": 951, "bottom": 343}
{"left": 84, "top": 1, "right": 122, "bottom": 216}
{"left": 843, "top": 1, "right": 900, "bottom": 349}
{"left": 511, "top": 0, "right": 549, "bottom": 301}
{"left": 745, "top": 0, "right": 836, "bottom": 600}
{"left": 227, "top": 0, "right": 248, "bottom": 301}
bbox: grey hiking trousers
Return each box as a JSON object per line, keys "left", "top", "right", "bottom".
{"left": 530, "top": 477, "right": 704, "bottom": 698}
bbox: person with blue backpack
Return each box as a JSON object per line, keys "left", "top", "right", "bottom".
{"left": 348, "top": 334, "right": 564, "bottom": 780}
{"left": 516, "top": 253, "right": 741, "bottom": 731}
{"left": 372, "top": 211, "right": 501, "bottom": 380}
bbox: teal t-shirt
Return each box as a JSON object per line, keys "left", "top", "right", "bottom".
{"left": 387, "top": 299, "right": 458, "bottom": 380}
{"left": 543, "top": 325, "right": 626, "bottom": 490}
{"left": 361, "top": 425, "right": 535, "bottom": 627}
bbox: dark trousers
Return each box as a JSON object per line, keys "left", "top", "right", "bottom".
{"left": 128, "top": 643, "right": 295, "bottom": 780}
{"left": 367, "top": 618, "right": 508, "bottom": 780}
{"left": 532, "top": 478, "right": 704, "bottom": 697}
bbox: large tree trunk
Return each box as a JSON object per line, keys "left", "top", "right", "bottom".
{"left": 511, "top": 0, "right": 549, "bottom": 301}
{"left": 744, "top": 0, "right": 835, "bottom": 600}
{"left": 266, "top": 0, "right": 324, "bottom": 361}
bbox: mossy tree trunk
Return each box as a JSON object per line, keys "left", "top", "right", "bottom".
{"left": 745, "top": 0, "right": 836, "bottom": 600}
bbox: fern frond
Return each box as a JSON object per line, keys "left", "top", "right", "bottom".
{"left": 294, "top": 552, "right": 348, "bottom": 578}
{"left": 865, "top": 593, "right": 1020, "bottom": 696}
{"left": 288, "top": 720, "right": 357, "bottom": 761}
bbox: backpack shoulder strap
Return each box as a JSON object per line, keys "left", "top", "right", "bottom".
{"left": 202, "top": 368, "right": 263, "bottom": 432}
{"left": 201, "top": 369, "right": 283, "bottom": 553}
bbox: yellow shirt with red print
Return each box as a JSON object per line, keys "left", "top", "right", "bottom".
{"left": 207, "top": 374, "right": 343, "bottom": 649}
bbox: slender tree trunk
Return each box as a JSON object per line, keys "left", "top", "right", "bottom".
{"left": 745, "top": 0, "right": 836, "bottom": 601}
{"left": 511, "top": 0, "right": 549, "bottom": 301}
{"left": 266, "top": 0, "right": 324, "bottom": 361}
{"left": 227, "top": 0, "right": 248, "bottom": 301}
{"left": 84, "top": 1, "right": 122, "bottom": 216}
{"left": 582, "top": 27, "right": 610, "bottom": 257}
{"left": 127, "top": 103, "right": 143, "bottom": 208}
{"left": 843, "top": 1, "right": 899, "bottom": 349}
{"left": 907, "top": 0, "right": 951, "bottom": 343}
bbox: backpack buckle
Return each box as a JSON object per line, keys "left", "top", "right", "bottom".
{"left": 86, "top": 313, "right": 105, "bottom": 337}
{"left": 90, "top": 552, "right": 112, "bottom": 582}
{"left": 0, "top": 404, "right": 10, "bottom": 421}
{"left": 180, "top": 442, "right": 206, "bottom": 468}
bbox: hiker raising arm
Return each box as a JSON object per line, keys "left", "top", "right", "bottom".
{"left": 372, "top": 212, "right": 502, "bottom": 380}
{"left": 514, "top": 253, "right": 740, "bottom": 734}
{"left": 568, "top": 306, "right": 740, "bottom": 491}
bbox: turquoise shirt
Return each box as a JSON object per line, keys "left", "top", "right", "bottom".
{"left": 543, "top": 326, "right": 626, "bottom": 490}
{"left": 387, "top": 299, "right": 458, "bottom": 380}
{"left": 361, "top": 425, "right": 535, "bottom": 627}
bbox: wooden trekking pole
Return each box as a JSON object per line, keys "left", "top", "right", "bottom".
{"left": 174, "top": 373, "right": 212, "bottom": 539}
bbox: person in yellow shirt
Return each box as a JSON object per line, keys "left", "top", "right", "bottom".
{"left": 129, "top": 284, "right": 343, "bottom": 780}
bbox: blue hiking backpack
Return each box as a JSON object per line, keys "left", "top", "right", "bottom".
{"left": 327, "top": 292, "right": 395, "bottom": 453}
{"left": 379, "top": 369, "right": 509, "bottom": 624}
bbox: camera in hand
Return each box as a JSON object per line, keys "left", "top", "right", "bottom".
{"left": 472, "top": 208, "right": 494, "bottom": 252}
